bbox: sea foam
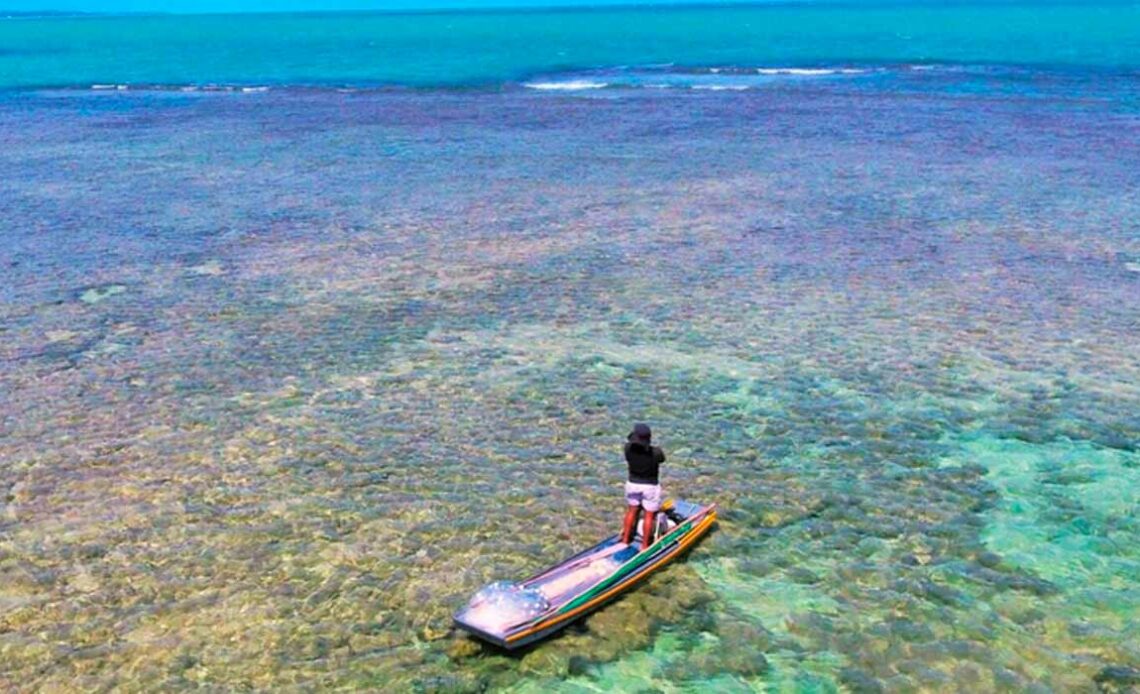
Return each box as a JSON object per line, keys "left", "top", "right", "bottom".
{"left": 523, "top": 80, "right": 609, "bottom": 91}
{"left": 756, "top": 67, "right": 865, "bottom": 76}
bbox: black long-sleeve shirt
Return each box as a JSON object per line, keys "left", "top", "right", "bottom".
{"left": 625, "top": 442, "right": 665, "bottom": 485}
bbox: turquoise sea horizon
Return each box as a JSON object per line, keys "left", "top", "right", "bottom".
{"left": 1, "top": 1, "right": 1139, "bottom": 91}
{"left": 4, "top": 0, "right": 791, "bottom": 14}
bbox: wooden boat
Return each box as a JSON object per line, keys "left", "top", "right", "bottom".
{"left": 453, "top": 499, "right": 717, "bottom": 650}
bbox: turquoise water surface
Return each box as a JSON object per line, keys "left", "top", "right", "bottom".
{"left": 2, "top": 2, "right": 1140, "bottom": 89}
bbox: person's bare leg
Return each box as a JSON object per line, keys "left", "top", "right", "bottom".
{"left": 621, "top": 506, "right": 640, "bottom": 545}
{"left": 641, "top": 510, "right": 657, "bottom": 550}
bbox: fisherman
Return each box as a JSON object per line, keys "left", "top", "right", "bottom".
{"left": 620, "top": 422, "right": 666, "bottom": 550}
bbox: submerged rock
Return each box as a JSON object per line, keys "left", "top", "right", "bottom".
{"left": 722, "top": 649, "right": 769, "bottom": 677}
{"left": 518, "top": 649, "right": 569, "bottom": 677}
{"left": 444, "top": 637, "right": 482, "bottom": 660}
{"left": 885, "top": 619, "right": 935, "bottom": 644}
{"left": 716, "top": 617, "right": 774, "bottom": 651}
{"left": 412, "top": 673, "right": 485, "bottom": 694}
{"left": 993, "top": 666, "right": 1032, "bottom": 690}
{"left": 664, "top": 646, "right": 768, "bottom": 682}
{"left": 188, "top": 260, "right": 226, "bottom": 276}
{"left": 739, "top": 558, "right": 778, "bottom": 577}
{"left": 566, "top": 654, "right": 592, "bottom": 676}
{"left": 595, "top": 598, "right": 651, "bottom": 635}
{"left": 976, "top": 551, "right": 1004, "bottom": 569}
{"left": 78, "top": 284, "right": 127, "bottom": 304}
{"left": 840, "top": 666, "right": 885, "bottom": 694}
{"left": 1094, "top": 666, "right": 1140, "bottom": 693}
{"left": 786, "top": 567, "right": 822, "bottom": 585}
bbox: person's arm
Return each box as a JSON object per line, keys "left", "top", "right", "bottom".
{"left": 654, "top": 446, "right": 666, "bottom": 464}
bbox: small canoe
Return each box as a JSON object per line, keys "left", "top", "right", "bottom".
{"left": 453, "top": 499, "right": 717, "bottom": 650}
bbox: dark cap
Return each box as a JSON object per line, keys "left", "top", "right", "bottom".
{"left": 628, "top": 423, "right": 652, "bottom": 445}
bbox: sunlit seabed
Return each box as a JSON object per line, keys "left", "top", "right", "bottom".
{"left": 1, "top": 79, "right": 1139, "bottom": 692}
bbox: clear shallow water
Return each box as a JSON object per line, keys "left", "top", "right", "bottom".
{"left": 2, "top": 7, "right": 1140, "bottom": 693}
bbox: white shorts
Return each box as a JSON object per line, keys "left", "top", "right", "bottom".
{"left": 625, "top": 482, "right": 663, "bottom": 512}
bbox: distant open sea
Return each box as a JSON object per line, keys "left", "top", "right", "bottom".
{"left": 1, "top": 1, "right": 1139, "bottom": 91}
{"left": 2, "top": 2, "right": 1139, "bottom": 692}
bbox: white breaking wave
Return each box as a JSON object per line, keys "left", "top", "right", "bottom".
{"left": 755, "top": 68, "right": 865, "bottom": 76}
{"left": 523, "top": 80, "right": 609, "bottom": 91}
{"left": 87, "top": 83, "right": 272, "bottom": 94}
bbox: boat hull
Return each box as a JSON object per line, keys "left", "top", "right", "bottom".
{"left": 453, "top": 499, "right": 716, "bottom": 649}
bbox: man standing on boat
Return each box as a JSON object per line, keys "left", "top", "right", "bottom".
{"left": 621, "top": 423, "right": 666, "bottom": 550}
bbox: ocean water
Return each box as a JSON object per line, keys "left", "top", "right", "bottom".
{"left": 2, "top": 3, "right": 1140, "bottom": 693}
{"left": 2, "top": 2, "right": 1140, "bottom": 90}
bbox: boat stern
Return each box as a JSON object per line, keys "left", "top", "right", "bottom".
{"left": 452, "top": 580, "right": 549, "bottom": 647}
